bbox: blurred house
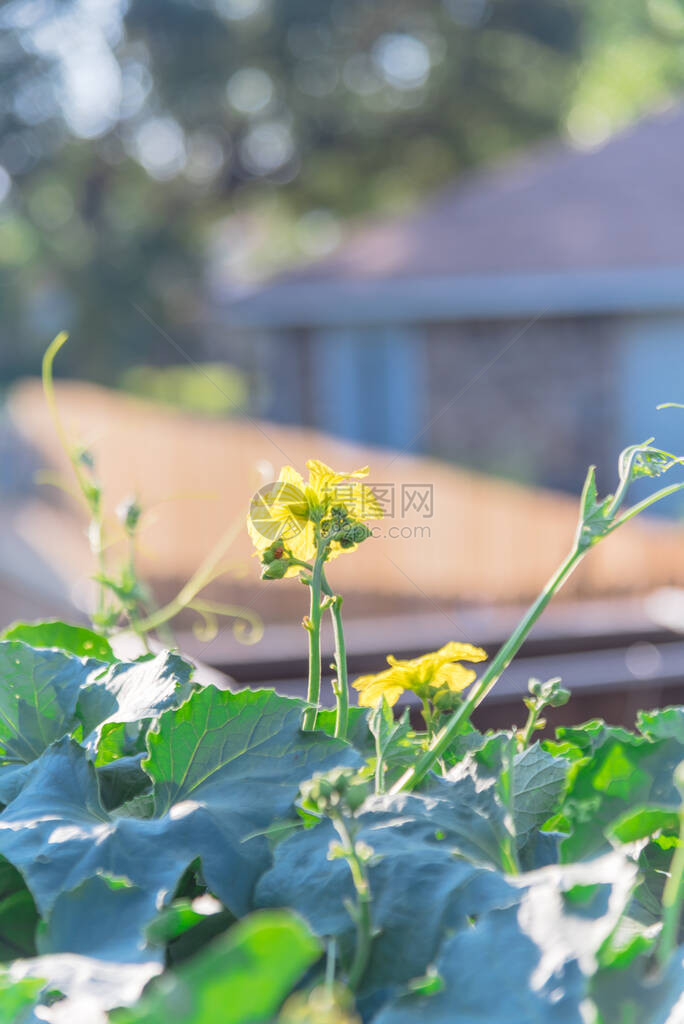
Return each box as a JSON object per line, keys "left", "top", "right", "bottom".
{"left": 220, "top": 103, "right": 684, "bottom": 495}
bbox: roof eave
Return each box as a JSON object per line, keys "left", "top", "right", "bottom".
{"left": 223, "top": 266, "right": 684, "bottom": 328}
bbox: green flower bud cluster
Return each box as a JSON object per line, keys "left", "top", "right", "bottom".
{"left": 260, "top": 538, "right": 293, "bottom": 580}
{"left": 519, "top": 676, "right": 571, "bottom": 745}
{"left": 321, "top": 505, "right": 372, "bottom": 549}
{"left": 299, "top": 767, "right": 370, "bottom": 817}
{"left": 527, "top": 676, "right": 571, "bottom": 709}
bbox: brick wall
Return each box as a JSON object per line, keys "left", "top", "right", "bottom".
{"left": 423, "top": 316, "right": 619, "bottom": 493}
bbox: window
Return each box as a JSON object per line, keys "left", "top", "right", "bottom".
{"left": 311, "top": 326, "right": 424, "bottom": 450}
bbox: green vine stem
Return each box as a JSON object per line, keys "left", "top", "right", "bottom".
{"left": 498, "top": 738, "right": 521, "bottom": 875}
{"left": 187, "top": 598, "right": 263, "bottom": 645}
{"left": 302, "top": 543, "right": 327, "bottom": 731}
{"left": 374, "top": 742, "right": 386, "bottom": 795}
{"left": 333, "top": 815, "right": 373, "bottom": 991}
{"left": 392, "top": 458, "right": 684, "bottom": 794}
{"left": 517, "top": 704, "right": 541, "bottom": 752}
{"left": 517, "top": 677, "right": 568, "bottom": 752}
{"left": 391, "top": 547, "right": 583, "bottom": 792}
{"left": 321, "top": 567, "right": 349, "bottom": 740}
{"left": 421, "top": 698, "right": 434, "bottom": 737}
{"left": 127, "top": 518, "right": 262, "bottom": 643}
{"left": 302, "top": 540, "right": 350, "bottom": 737}
{"left": 43, "top": 332, "right": 110, "bottom": 623}
{"left": 329, "top": 595, "right": 349, "bottom": 740}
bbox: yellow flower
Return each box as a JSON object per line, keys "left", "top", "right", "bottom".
{"left": 353, "top": 642, "right": 487, "bottom": 708}
{"left": 247, "top": 459, "right": 383, "bottom": 574}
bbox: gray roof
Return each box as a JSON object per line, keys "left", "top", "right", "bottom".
{"left": 227, "top": 103, "right": 684, "bottom": 325}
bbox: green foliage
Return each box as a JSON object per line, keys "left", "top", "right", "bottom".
{"left": 0, "top": 858, "right": 38, "bottom": 961}
{"left": 0, "top": 972, "right": 44, "bottom": 1023}
{"left": 0, "top": 641, "right": 101, "bottom": 765}
{"left": 81, "top": 651, "right": 194, "bottom": 756}
{"left": 368, "top": 699, "right": 416, "bottom": 792}
{"left": 556, "top": 727, "right": 684, "bottom": 861}
{"left": 472, "top": 737, "right": 569, "bottom": 859}
{"left": 120, "top": 363, "right": 249, "bottom": 417}
{"left": 111, "top": 911, "right": 321, "bottom": 1024}
{"left": 5, "top": 395, "right": 684, "bottom": 1018}
{"left": 1, "top": 627, "right": 684, "bottom": 1021}
{"left": 255, "top": 792, "right": 518, "bottom": 993}
{"left": 1, "top": 620, "right": 116, "bottom": 662}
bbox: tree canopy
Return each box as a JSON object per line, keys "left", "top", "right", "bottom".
{"left": 0, "top": 0, "right": 682, "bottom": 382}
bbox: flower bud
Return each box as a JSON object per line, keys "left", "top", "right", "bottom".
{"left": 528, "top": 676, "right": 568, "bottom": 707}
{"left": 75, "top": 447, "right": 95, "bottom": 470}
{"left": 337, "top": 521, "right": 371, "bottom": 548}
{"left": 260, "top": 539, "right": 292, "bottom": 578}
{"left": 299, "top": 767, "right": 369, "bottom": 816}
{"left": 261, "top": 557, "right": 289, "bottom": 580}
{"left": 345, "top": 777, "right": 371, "bottom": 813}
{"left": 116, "top": 496, "right": 142, "bottom": 534}
{"left": 547, "top": 685, "right": 571, "bottom": 708}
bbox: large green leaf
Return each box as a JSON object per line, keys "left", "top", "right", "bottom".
{"left": 0, "top": 857, "right": 38, "bottom": 962}
{"left": 557, "top": 730, "right": 684, "bottom": 861}
{"left": 0, "top": 740, "right": 140, "bottom": 915}
{"left": 637, "top": 707, "right": 684, "bottom": 743}
{"left": 0, "top": 740, "right": 224, "bottom": 972}
{"left": 608, "top": 805, "right": 680, "bottom": 844}
{"left": 96, "top": 754, "right": 151, "bottom": 812}
{"left": 146, "top": 896, "right": 234, "bottom": 967}
{"left": 142, "top": 686, "right": 360, "bottom": 915}
{"left": 591, "top": 947, "right": 684, "bottom": 1024}
{"left": 508, "top": 743, "right": 569, "bottom": 849}
{"left": 367, "top": 701, "right": 420, "bottom": 788}
{"left": 458, "top": 738, "right": 569, "bottom": 857}
{"left": 0, "top": 645, "right": 198, "bottom": 816}
{"left": 316, "top": 706, "right": 374, "bottom": 757}
{"left": 374, "top": 851, "right": 638, "bottom": 1024}
{"left": 111, "top": 911, "right": 321, "bottom": 1024}
{"left": 0, "top": 641, "right": 100, "bottom": 766}
{"left": 144, "top": 685, "right": 359, "bottom": 827}
{"left": 37, "top": 875, "right": 165, "bottom": 965}
{"left": 0, "top": 688, "right": 359, "bottom": 941}
{"left": 509, "top": 850, "right": 639, "bottom": 977}
{"left": 373, "top": 906, "right": 584, "bottom": 1024}
{"left": 256, "top": 788, "right": 517, "bottom": 993}
{"left": 1, "top": 621, "right": 116, "bottom": 663}
{"left": 546, "top": 720, "right": 632, "bottom": 761}
{"left": 79, "top": 651, "right": 194, "bottom": 757}
{"left": 417, "top": 769, "right": 515, "bottom": 869}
